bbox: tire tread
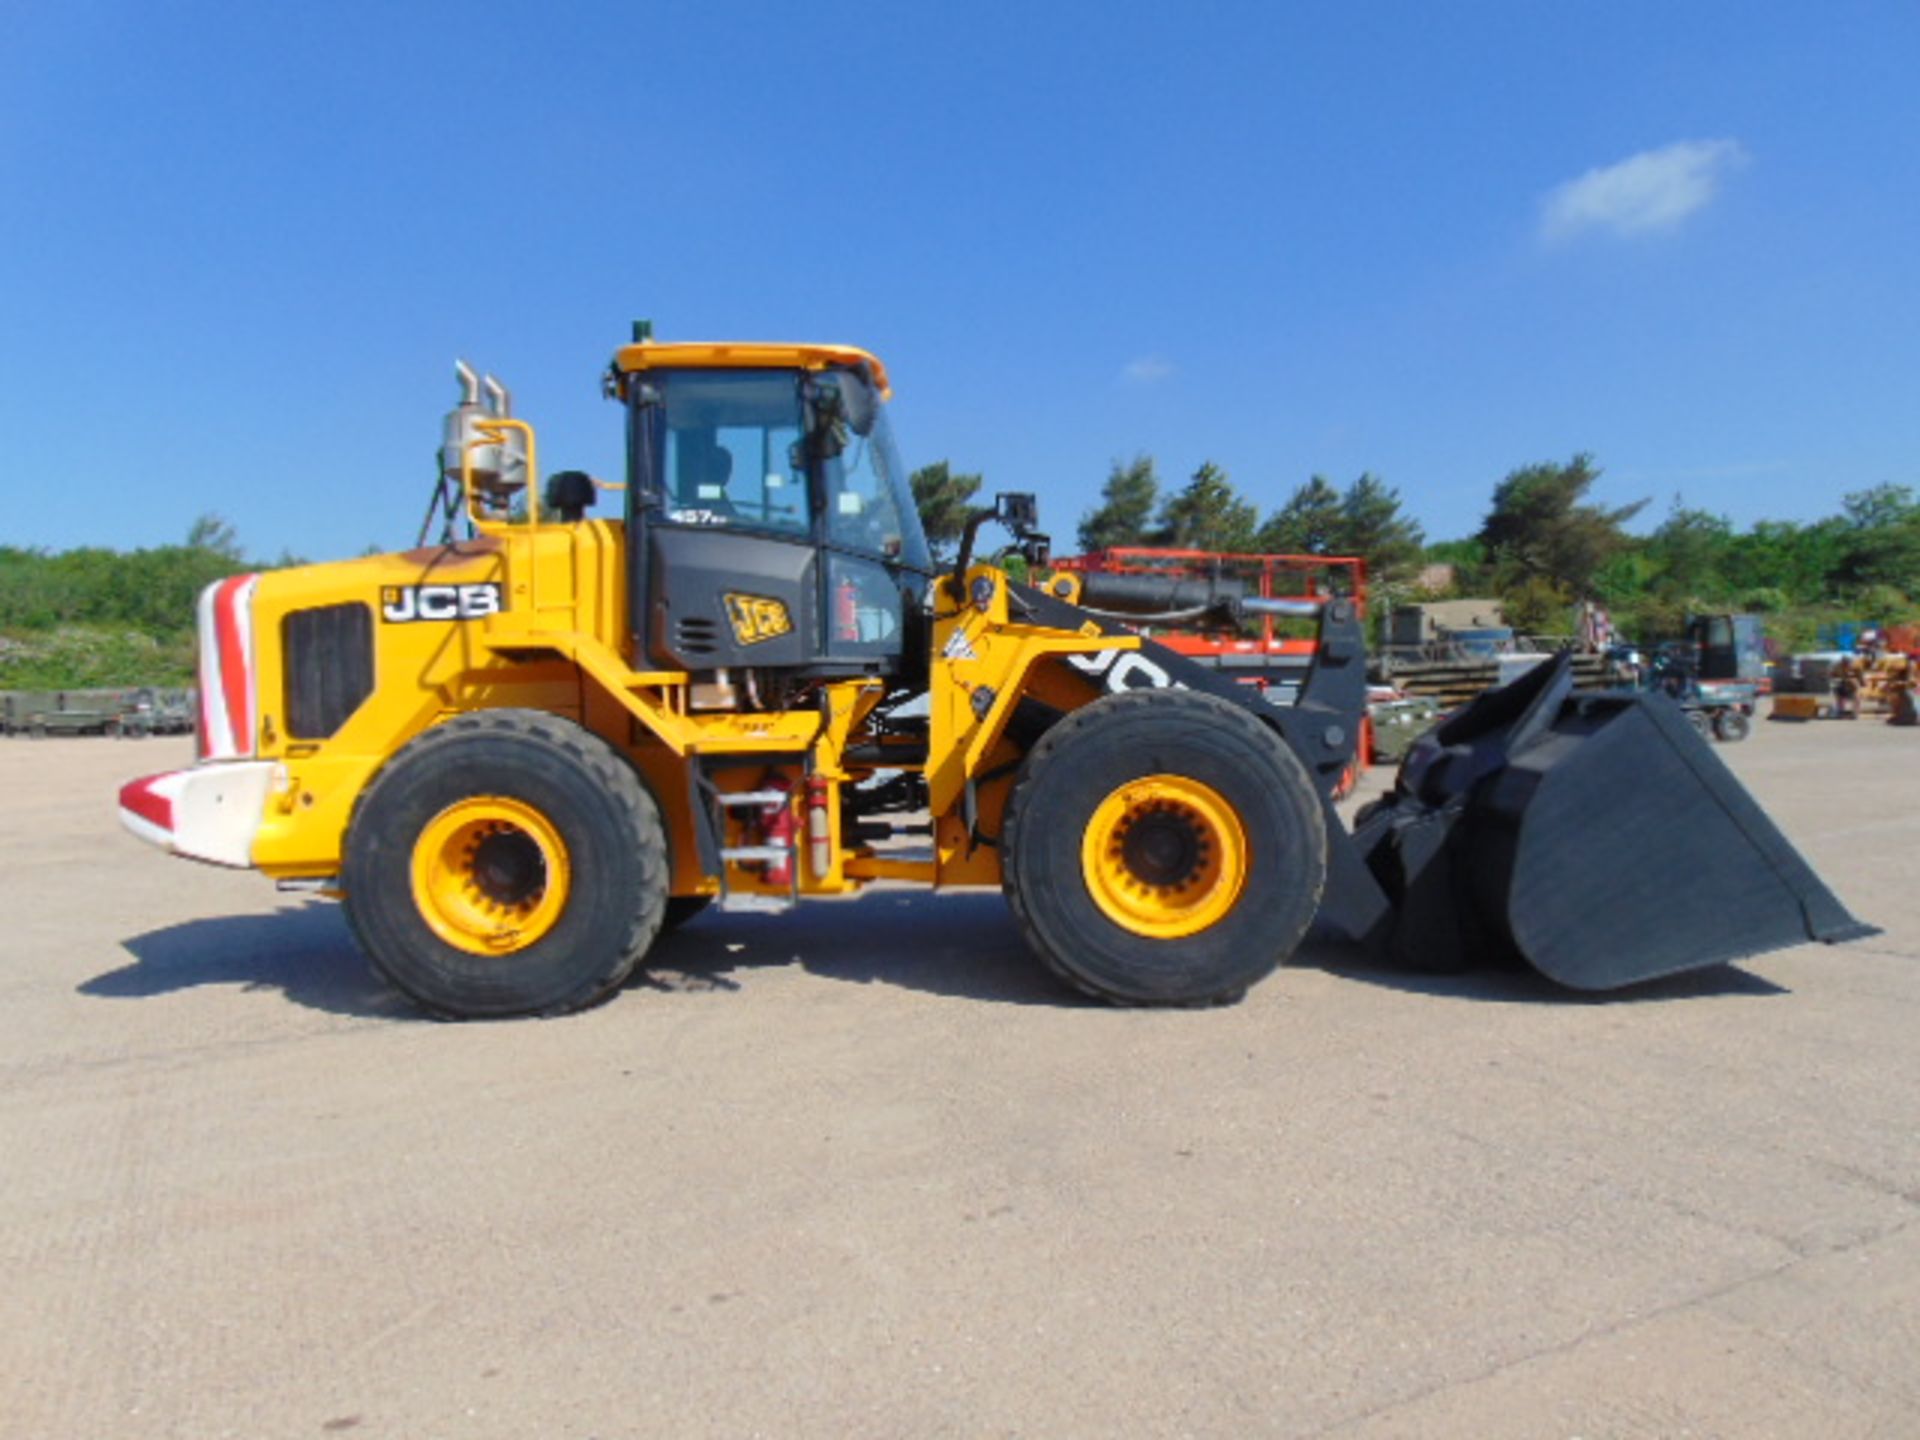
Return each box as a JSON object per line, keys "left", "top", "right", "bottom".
{"left": 1001, "top": 688, "right": 1325, "bottom": 1006}
{"left": 343, "top": 708, "right": 668, "bottom": 1018}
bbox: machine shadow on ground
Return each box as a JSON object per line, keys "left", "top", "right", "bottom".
{"left": 636, "top": 889, "right": 1091, "bottom": 1008}
{"left": 1307, "top": 940, "right": 1790, "bottom": 1004}
{"left": 94, "top": 887, "right": 1787, "bottom": 1021}
{"left": 90, "top": 902, "right": 414, "bottom": 1020}
{"left": 90, "top": 890, "right": 1083, "bottom": 1019}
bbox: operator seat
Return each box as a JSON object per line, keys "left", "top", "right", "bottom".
{"left": 681, "top": 439, "right": 737, "bottom": 520}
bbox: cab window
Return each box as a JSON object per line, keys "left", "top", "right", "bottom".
{"left": 660, "top": 371, "right": 810, "bottom": 537}
{"left": 813, "top": 371, "right": 924, "bottom": 566}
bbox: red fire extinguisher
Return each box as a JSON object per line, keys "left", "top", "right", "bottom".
{"left": 759, "top": 774, "right": 795, "bottom": 885}
{"left": 834, "top": 574, "right": 859, "bottom": 642}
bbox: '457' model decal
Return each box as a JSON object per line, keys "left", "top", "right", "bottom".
{"left": 381, "top": 583, "right": 504, "bottom": 623}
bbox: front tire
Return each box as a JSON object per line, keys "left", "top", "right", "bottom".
{"left": 1714, "top": 708, "right": 1751, "bottom": 742}
{"left": 342, "top": 709, "right": 668, "bottom": 1019}
{"left": 1001, "top": 689, "right": 1327, "bottom": 1005}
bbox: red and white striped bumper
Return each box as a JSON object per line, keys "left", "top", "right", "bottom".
{"left": 118, "top": 572, "right": 275, "bottom": 867}
{"left": 198, "top": 573, "right": 261, "bottom": 760}
{"left": 118, "top": 763, "right": 277, "bottom": 868}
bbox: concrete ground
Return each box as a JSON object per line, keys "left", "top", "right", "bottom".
{"left": 1, "top": 714, "right": 1915, "bottom": 1439}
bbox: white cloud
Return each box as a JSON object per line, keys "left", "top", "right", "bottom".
{"left": 1540, "top": 139, "right": 1748, "bottom": 242}
{"left": 1120, "top": 356, "right": 1173, "bottom": 385}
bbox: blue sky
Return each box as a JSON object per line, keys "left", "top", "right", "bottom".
{"left": 4, "top": 2, "right": 1917, "bottom": 561}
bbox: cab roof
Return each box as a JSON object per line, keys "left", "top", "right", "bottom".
{"left": 611, "top": 341, "right": 891, "bottom": 399}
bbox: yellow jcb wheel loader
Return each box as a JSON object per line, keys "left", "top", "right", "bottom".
{"left": 117, "top": 330, "right": 1874, "bottom": 1017}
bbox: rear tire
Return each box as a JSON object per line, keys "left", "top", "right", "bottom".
{"left": 1001, "top": 689, "right": 1327, "bottom": 1005}
{"left": 1686, "top": 708, "right": 1712, "bottom": 739}
{"left": 342, "top": 709, "right": 668, "bottom": 1019}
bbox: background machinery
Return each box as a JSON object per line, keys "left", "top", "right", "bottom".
{"left": 1054, "top": 546, "right": 1374, "bottom": 793}
{"left": 1644, "top": 644, "right": 1758, "bottom": 742}
{"left": 117, "top": 331, "right": 1872, "bottom": 1017}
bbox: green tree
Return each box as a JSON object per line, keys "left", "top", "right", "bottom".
{"left": 1255, "top": 476, "right": 1344, "bottom": 555}
{"left": 1840, "top": 483, "right": 1918, "bottom": 531}
{"left": 1834, "top": 484, "right": 1920, "bottom": 591}
{"left": 1724, "top": 519, "right": 1844, "bottom": 606}
{"left": 1337, "top": 473, "right": 1425, "bottom": 583}
{"left": 186, "top": 512, "right": 244, "bottom": 563}
{"left": 1645, "top": 501, "right": 1733, "bottom": 600}
{"left": 909, "top": 461, "right": 984, "bottom": 562}
{"left": 1077, "top": 455, "right": 1160, "bottom": 552}
{"left": 1479, "top": 453, "right": 1646, "bottom": 599}
{"left": 1502, "top": 574, "right": 1576, "bottom": 636}
{"left": 1152, "top": 461, "right": 1258, "bottom": 552}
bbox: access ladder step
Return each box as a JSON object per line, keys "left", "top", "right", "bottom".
{"left": 718, "top": 891, "right": 795, "bottom": 914}
{"left": 716, "top": 790, "right": 791, "bottom": 809}
{"left": 720, "top": 845, "right": 793, "bottom": 864}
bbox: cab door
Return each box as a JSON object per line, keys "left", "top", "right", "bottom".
{"left": 632, "top": 368, "right": 821, "bottom": 671}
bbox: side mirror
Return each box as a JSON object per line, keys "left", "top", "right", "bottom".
{"left": 804, "top": 381, "right": 848, "bottom": 461}
{"left": 996, "top": 492, "right": 1039, "bottom": 537}
{"left": 839, "top": 372, "right": 878, "bottom": 437}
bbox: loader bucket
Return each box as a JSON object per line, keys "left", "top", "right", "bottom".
{"left": 1352, "top": 655, "right": 1875, "bottom": 990}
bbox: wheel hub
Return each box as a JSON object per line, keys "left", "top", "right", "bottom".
{"left": 470, "top": 829, "right": 545, "bottom": 907}
{"left": 1120, "top": 810, "right": 1205, "bottom": 888}
{"left": 410, "top": 797, "right": 572, "bottom": 955}
{"left": 1080, "top": 774, "right": 1250, "bottom": 939}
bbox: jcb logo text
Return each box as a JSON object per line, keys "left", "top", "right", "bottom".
{"left": 1065, "top": 647, "right": 1187, "bottom": 694}
{"left": 723, "top": 593, "right": 793, "bottom": 646}
{"left": 381, "top": 583, "right": 504, "bottom": 624}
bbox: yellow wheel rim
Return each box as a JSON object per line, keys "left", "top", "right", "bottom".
{"left": 409, "top": 797, "right": 571, "bottom": 956}
{"left": 1080, "top": 774, "right": 1249, "bottom": 939}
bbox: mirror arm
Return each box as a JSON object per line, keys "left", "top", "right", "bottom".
{"left": 946, "top": 493, "right": 1042, "bottom": 600}
{"left": 946, "top": 507, "right": 997, "bottom": 601}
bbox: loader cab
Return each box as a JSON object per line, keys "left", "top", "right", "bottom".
{"left": 616, "top": 342, "right": 933, "bottom": 686}
{"left": 1687, "top": 612, "right": 1767, "bottom": 684}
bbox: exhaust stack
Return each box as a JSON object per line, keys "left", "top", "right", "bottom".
{"left": 439, "top": 358, "right": 526, "bottom": 499}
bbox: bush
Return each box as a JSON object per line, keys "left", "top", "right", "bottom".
{"left": 1501, "top": 575, "right": 1573, "bottom": 636}
{"left": 0, "top": 627, "right": 197, "bottom": 690}
{"left": 1737, "top": 587, "right": 1791, "bottom": 614}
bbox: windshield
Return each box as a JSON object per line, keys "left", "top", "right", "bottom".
{"left": 627, "top": 364, "right": 933, "bottom": 574}
{"left": 812, "top": 370, "right": 934, "bottom": 575}
{"left": 652, "top": 370, "right": 810, "bottom": 536}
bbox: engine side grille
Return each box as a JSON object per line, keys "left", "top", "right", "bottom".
{"left": 283, "top": 603, "right": 374, "bottom": 740}
{"left": 676, "top": 616, "right": 721, "bottom": 658}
